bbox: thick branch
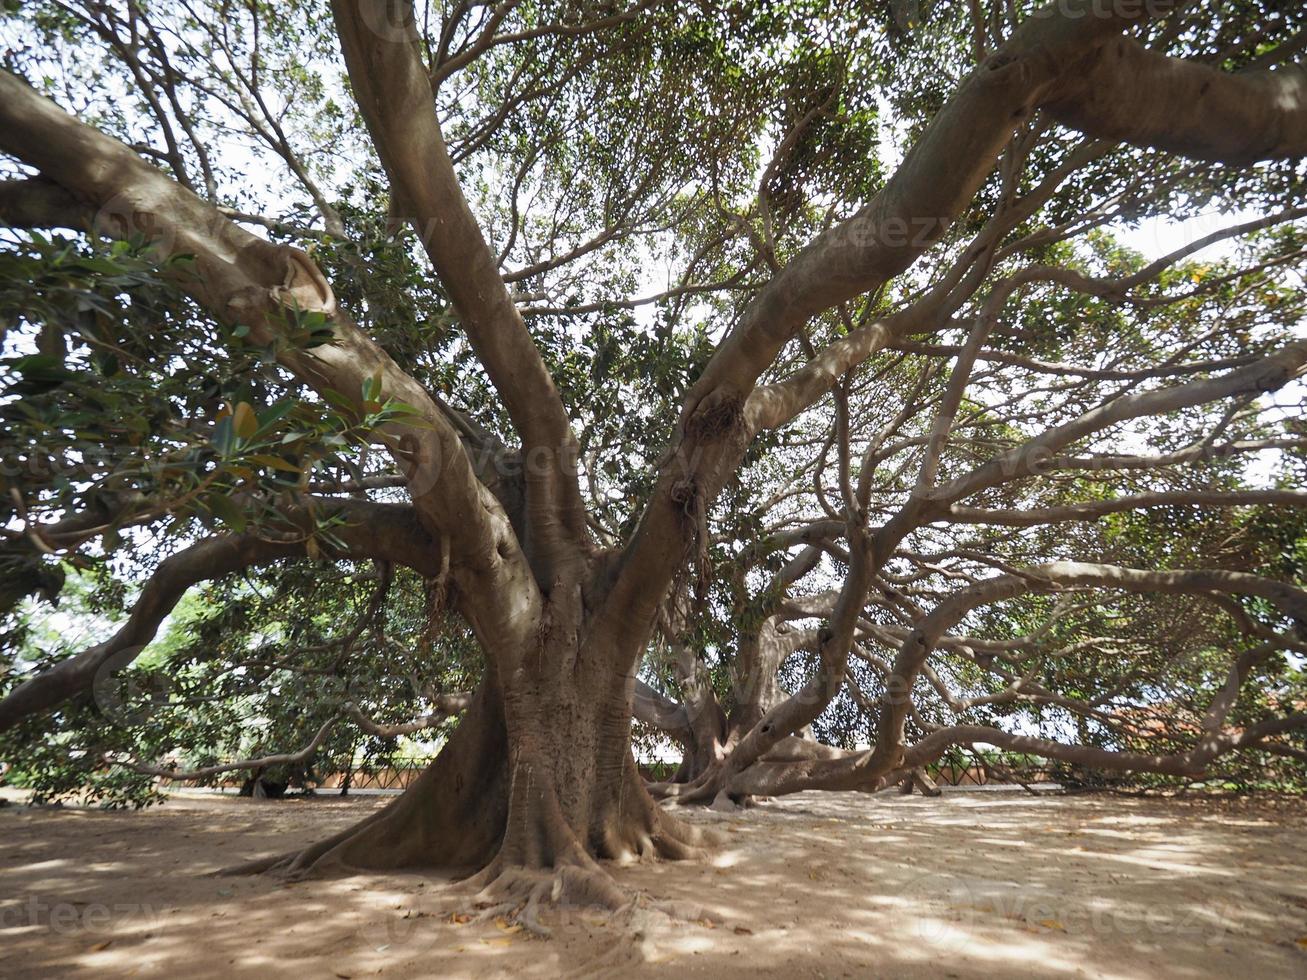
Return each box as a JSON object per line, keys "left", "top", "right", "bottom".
{"left": 946, "top": 490, "right": 1307, "bottom": 527}
{"left": 331, "top": 0, "right": 591, "bottom": 578}
{"left": 343, "top": 693, "right": 472, "bottom": 738}
{"left": 613, "top": 0, "right": 1305, "bottom": 637}
{"left": 0, "top": 499, "right": 443, "bottom": 734}
{"left": 1044, "top": 37, "right": 1307, "bottom": 162}
{"left": 0, "top": 69, "right": 544, "bottom": 664}
{"left": 0, "top": 178, "right": 89, "bottom": 228}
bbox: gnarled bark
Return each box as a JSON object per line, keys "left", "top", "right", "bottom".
{"left": 231, "top": 628, "right": 715, "bottom": 932}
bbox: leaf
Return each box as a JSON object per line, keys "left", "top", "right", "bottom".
{"left": 1038, "top": 919, "right": 1065, "bottom": 931}
{"left": 255, "top": 400, "right": 296, "bottom": 433}
{"left": 206, "top": 494, "right": 246, "bottom": 533}
{"left": 212, "top": 415, "right": 235, "bottom": 457}
{"left": 249, "top": 454, "right": 301, "bottom": 474}
{"left": 321, "top": 388, "right": 356, "bottom": 415}
{"left": 362, "top": 371, "right": 383, "bottom": 403}
{"left": 232, "top": 401, "right": 258, "bottom": 440}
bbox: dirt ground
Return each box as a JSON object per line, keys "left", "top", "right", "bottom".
{"left": 1, "top": 786, "right": 1305, "bottom": 979}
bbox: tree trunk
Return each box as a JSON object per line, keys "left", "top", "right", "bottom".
{"left": 232, "top": 626, "right": 711, "bottom": 903}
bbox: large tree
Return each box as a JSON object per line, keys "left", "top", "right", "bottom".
{"left": 1, "top": 0, "right": 1305, "bottom": 920}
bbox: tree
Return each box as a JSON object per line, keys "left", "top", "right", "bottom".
{"left": 1, "top": 0, "right": 1305, "bottom": 922}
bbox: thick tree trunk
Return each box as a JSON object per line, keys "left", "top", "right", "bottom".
{"left": 231, "top": 682, "right": 508, "bottom": 875}
{"left": 488, "top": 642, "right": 708, "bottom": 871}
{"left": 651, "top": 618, "right": 821, "bottom": 802}
{"left": 232, "top": 629, "right": 712, "bottom": 909}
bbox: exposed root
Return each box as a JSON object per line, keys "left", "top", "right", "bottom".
{"left": 450, "top": 770, "right": 723, "bottom": 939}
{"left": 461, "top": 858, "right": 719, "bottom": 941}
{"left": 221, "top": 686, "right": 508, "bottom": 877}
{"left": 215, "top": 807, "right": 390, "bottom": 878}
{"left": 647, "top": 764, "right": 723, "bottom": 806}
{"left": 466, "top": 861, "right": 630, "bottom": 938}
{"left": 709, "top": 789, "right": 741, "bottom": 812}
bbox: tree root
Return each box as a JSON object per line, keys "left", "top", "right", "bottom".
{"left": 466, "top": 862, "right": 629, "bottom": 937}
{"left": 461, "top": 859, "right": 717, "bottom": 940}
{"left": 449, "top": 774, "right": 722, "bottom": 938}
{"left": 647, "top": 764, "right": 731, "bottom": 807}
{"left": 214, "top": 803, "right": 387, "bottom": 878}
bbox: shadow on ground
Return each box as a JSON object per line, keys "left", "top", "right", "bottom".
{"left": 2, "top": 787, "right": 1305, "bottom": 978}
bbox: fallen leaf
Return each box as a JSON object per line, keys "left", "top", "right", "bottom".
{"left": 89, "top": 940, "right": 112, "bottom": 952}
{"left": 1038, "top": 919, "right": 1066, "bottom": 931}
{"left": 449, "top": 912, "right": 472, "bottom": 925}
{"left": 733, "top": 926, "right": 753, "bottom": 935}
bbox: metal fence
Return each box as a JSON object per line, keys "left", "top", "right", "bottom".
{"left": 161, "top": 755, "right": 1054, "bottom": 793}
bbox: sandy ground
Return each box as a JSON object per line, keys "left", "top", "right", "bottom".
{"left": 1, "top": 787, "right": 1306, "bottom": 979}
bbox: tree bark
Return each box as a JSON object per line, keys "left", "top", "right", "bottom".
{"left": 235, "top": 622, "right": 713, "bottom": 891}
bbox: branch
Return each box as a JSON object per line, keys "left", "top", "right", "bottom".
{"left": 0, "top": 68, "right": 544, "bottom": 664}
{"left": 613, "top": 0, "right": 1306, "bottom": 634}
{"left": 632, "top": 679, "right": 691, "bottom": 737}
{"left": 902, "top": 716, "right": 1307, "bottom": 778}
{"left": 0, "top": 178, "right": 89, "bottom": 229}
{"left": 929, "top": 339, "right": 1307, "bottom": 505}
{"left": 866, "top": 561, "right": 1307, "bottom": 778}
{"left": 342, "top": 693, "right": 472, "bottom": 738}
{"left": 946, "top": 490, "right": 1307, "bottom": 527}
{"left": 1044, "top": 37, "right": 1307, "bottom": 162}
{"left": 121, "top": 716, "right": 339, "bottom": 781}
{"left": 0, "top": 499, "right": 443, "bottom": 734}
{"left": 331, "top": 0, "right": 591, "bottom": 578}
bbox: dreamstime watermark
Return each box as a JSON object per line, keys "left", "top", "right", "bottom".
{"left": 0, "top": 896, "right": 160, "bottom": 935}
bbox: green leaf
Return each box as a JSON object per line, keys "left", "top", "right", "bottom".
{"left": 211, "top": 416, "right": 235, "bottom": 457}
{"left": 205, "top": 493, "right": 246, "bottom": 532}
